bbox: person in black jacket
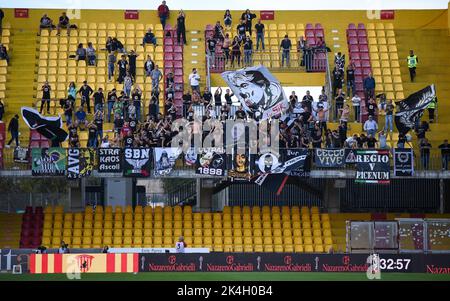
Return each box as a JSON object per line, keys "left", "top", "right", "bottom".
{"left": 7, "top": 114, "right": 19, "bottom": 147}
{"left": 144, "top": 55, "right": 155, "bottom": 77}
{"left": 176, "top": 10, "right": 187, "bottom": 45}
{"left": 128, "top": 50, "right": 138, "bottom": 79}
{"left": 241, "top": 9, "right": 256, "bottom": 35}
{"left": 0, "top": 9, "right": 4, "bottom": 36}
{"left": 142, "top": 29, "right": 157, "bottom": 47}
{"left": 78, "top": 81, "right": 94, "bottom": 113}
{"left": 0, "top": 99, "right": 4, "bottom": 121}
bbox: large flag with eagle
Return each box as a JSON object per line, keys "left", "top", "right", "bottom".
{"left": 394, "top": 84, "right": 436, "bottom": 135}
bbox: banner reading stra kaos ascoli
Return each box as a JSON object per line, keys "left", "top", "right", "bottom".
{"left": 30, "top": 253, "right": 138, "bottom": 274}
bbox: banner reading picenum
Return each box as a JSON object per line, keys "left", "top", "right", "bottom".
{"left": 98, "top": 148, "right": 122, "bottom": 173}
{"left": 394, "top": 148, "right": 414, "bottom": 177}
{"left": 355, "top": 150, "right": 390, "bottom": 184}
{"left": 30, "top": 253, "right": 138, "bottom": 274}
{"left": 123, "top": 148, "right": 151, "bottom": 177}
{"left": 67, "top": 148, "right": 95, "bottom": 179}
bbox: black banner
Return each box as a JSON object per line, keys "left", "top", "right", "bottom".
{"left": 13, "top": 146, "right": 30, "bottom": 163}
{"left": 66, "top": 148, "right": 95, "bottom": 179}
{"left": 98, "top": 148, "right": 122, "bottom": 173}
{"left": 195, "top": 148, "right": 226, "bottom": 177}
{"left": 286, "top": 149, "right": 310, "bottom": 178}
{"left": 138, "top": 253, "right": 450, "bottom": 274}
{"left": 123, "top": 148, "right": 151, "bottom": 177}
{"left": 314, "top": 149, "right": 345, "bottom": 167}
{"left": 394, "top": 148, "right": 414, "bottom": 177}
{"left": 355, "top": 150, "right": 390, "bottom": 184}
{"left": 395, "top": 84, "right": 436, "bottom": 135}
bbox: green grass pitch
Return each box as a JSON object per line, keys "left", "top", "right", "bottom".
{"left": 1, "top": 272, "right": 450, "bottom": 281}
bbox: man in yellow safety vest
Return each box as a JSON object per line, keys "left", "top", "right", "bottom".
{"left": 407, "top": 50, "right": 418, "bottom": 82}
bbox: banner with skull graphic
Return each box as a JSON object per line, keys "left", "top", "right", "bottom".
{"left": 195, "top": 147, "right": 226, "bottom": 177}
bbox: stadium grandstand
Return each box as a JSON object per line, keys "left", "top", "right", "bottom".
{"left": 0, "top": 0, "right": 450, "bottom": 283}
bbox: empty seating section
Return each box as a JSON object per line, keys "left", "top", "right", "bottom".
{"left": 36, "top": 22, "right": 165, "bottom": 114}
{"left": 366, "top": 23, "right": 404, "bottom": 101}
{"left": 205, "top": 23, "right": 325, "bottom": 71}
{"left": 0, "top": 23, "right": 10, "bottom": 100}
{"left": 163, "top": 25, "right": 183, "bottom": 115}
{"left": 347, "top": 23, "right": 370, "bottom": 117}
{"left": 20, "top": 206, "right": 44, "bottom": 248}
{"left": 40, "top": 205, "right": 333, "bottom": 252}
{"left": 29, "top": 129, "right": 51, "bottom": 148}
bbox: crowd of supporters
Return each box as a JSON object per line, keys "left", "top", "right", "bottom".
{"left": 0, "top": 4, "right": 448, "bottom": 170}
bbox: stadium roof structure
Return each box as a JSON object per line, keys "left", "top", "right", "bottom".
{"left": 0, "top": 0, "right": 448, "bottom": 10}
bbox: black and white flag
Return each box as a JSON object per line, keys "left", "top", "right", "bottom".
{"left": 395, "top": 85, "right": 436, "bottom": 135}
{"left": 394, "top": 148, "right": 414, "bottom": 177}
{"left": 196, "top": 148, "right": 226, "bottom": 177}
{"left": 221, "top": 65, "right": 289, "bottom": 120}
{"left": 123, "top": 148, "right": 151, "bottom": 177}
{"left": 13, "top": 147, "right": 30, "bottom": 163}
{"left": 153, "top": 147, "right": 183, "bottom": 176}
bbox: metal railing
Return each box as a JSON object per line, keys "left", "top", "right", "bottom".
{"left": 208, "top": 49, "right": 327, "bottom": 73}
{"left": 347, "top": 219, "right": 450, "bottom": 253}
{"left": 0, "top": 192, "right": 69, "bottom": 213}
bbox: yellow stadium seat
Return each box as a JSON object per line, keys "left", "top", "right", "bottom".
{"left": 303, "top": 230, "right": 312, "bottom": 238}
{"left": 304, "top": 245, "right": 314, "bottom": 253}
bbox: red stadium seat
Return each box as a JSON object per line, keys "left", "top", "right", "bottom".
{"left": 357, "top": 29, "right": 367, "bottom": 37}
{"left": 361, "top": 60, "right": 371, "bottom": 67}
{"left": 173, "top": 53, "right": 183, "bottom": 61}
{"left": 358, "top": 23, "right": 366, "bottom": 29}
{"left": 347, "top": 29, "right": 357, "bottom": 37}
{"left": 305, "top": 30, "right": 315, "bottom": 38}
{"left": 348, "top": 23, "right": 356, "bottom": 29}
{"left": 173, "top": 61, "right": 182, "bottom": 68}
{"left": 164, "top": 46, "right": 173, "bottom": 53}
{"left": 350, "top": 52, "right": 360, "bottom": 60}
{"left": 164, "top": 53, "right": 174, "bottom": 61}
{"left": 348, "top": 37, "right": 358, "bottom": 45}
{"left": 359, "top": 44, "right": 369, "bottom": 52}
{"left": 360, "top": 52, "right": 370, "bottom": 60}
{"left": 165, "top": 61, "right": 173, "bottom": 68}
{"left": 358, "top": 37, "right": 368, "bottom": 44}
{"left": 305, "top": 23, "right": 313, "bottom": 29}
{"left": 349, "top": 45, "right": 359, "bottom": 52}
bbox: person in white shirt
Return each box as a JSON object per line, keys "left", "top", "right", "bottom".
{"left": 100, "top": 136, "right": 110, "bottom": 148}
{"left": 363, "top": 115, "right": 378, "bottom": 137}
{"left": 351, "top": 94, "right": 361, "bottom": 122}
{"left": 189, "top": 68, "right": 201, "bottom": 93}
{"left": 175, "top": 236, "right": 186, "bottom": 253}
{"left": 345, "top": 134, "right": 358, "bottom": 148}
